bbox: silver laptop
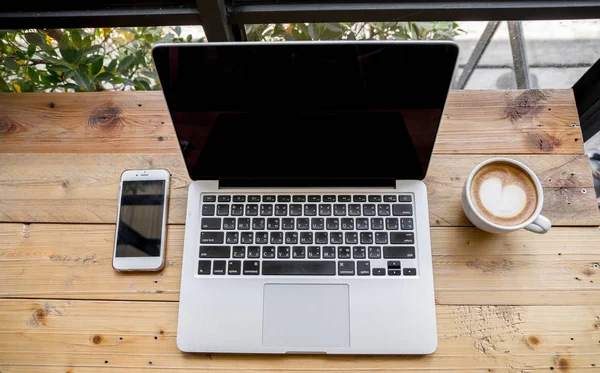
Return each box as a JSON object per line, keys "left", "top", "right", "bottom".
{"left": 153, "top": 41, "right": 458, "bottom": 354}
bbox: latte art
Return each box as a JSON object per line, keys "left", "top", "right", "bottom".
{"left": 470, "top": 162, "right": 538, "bottom": 226}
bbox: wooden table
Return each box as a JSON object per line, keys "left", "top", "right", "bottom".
{"left": 1, "top": 89, "right": 599, "bottom": 372}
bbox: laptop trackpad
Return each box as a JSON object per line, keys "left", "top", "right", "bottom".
{"left": 262, "top": 284, "right": 350, "bottom": 349}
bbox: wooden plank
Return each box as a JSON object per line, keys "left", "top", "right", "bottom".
{"left": 2, "top": 223, "right": 599, "bottom": 305}
{"left": 0, "top": 299, "right": 598, "bottom": 371}
{"left": 0, "top": 89, "right": 583, "bottom": 155}
{"left": 1, "top": 153, "right": 597, "bottom": 226}
{"left": 0, "top": 368, "right": 541, "bottom": 373}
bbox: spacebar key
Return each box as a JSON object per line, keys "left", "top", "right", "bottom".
{"left": 262, "top": 261, "right": 336, "bottom": 275}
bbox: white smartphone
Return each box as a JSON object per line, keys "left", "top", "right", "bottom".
{"left": 113, "top": 169, "right": 170, "bottom": 271}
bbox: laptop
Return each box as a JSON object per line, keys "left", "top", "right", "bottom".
{"left": 153, "top": 41, "right": 458, "bottom": 354}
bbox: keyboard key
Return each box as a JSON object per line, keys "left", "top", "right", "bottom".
{"left": 262, "top": 246, "right": 275, "bottom": 258}
{"left": 304, "top": 204, "right": 317, "bottom": 216}
{"left": 203, "top": 195, "right": 216, "bottom": 202}
{"left": 201, "top": 218, "right": 221, "bottom": 230}
{"left": 311, "top": 218, "right": 324, "bottom": 230}
{"left": 353, "top": 246, "right": 366, "bottom": 259}
{"left": 377, "top": 204, "right": 391, "bottom": 216}
{"left": 319, "top": 204, "right": 332, "bottom": 216}
{"left": 202, "top": 204, "right": 215, "bottom": 216}
{"left": 323, "top": 195, "right": 336, "bottom": 202}
{"left": 338, "top": 195, "right": 351, "bottom": 202}
{"left": 334, "top": 204, "right": 346, "bottom": 216}
{"left": 252, "top": 218, "right": 265, "bottom": 230}
{"left": 199, "top": 246, "right": 230, "bottom": 258}
{"left": 390, "top": 232, "right": 415, "bottom": 244}
{"left": 363, "top": 204, "right": 376, "bottom": 216}
{"left": 373, "top": 267, "right": 386, "bottom": 276}
{"left": 289, "top": 204, "right": 302, "bottom": 216}
{"left": 277, "top": 195, "right": 291, "bottom": 202}
{"left": 297, "top": 218, "right": 309, "bottom": 230}
{"left": 308, "top": 195, "right": 321, "bottom": 202}
{"left": 323, "top": 246, "right": 336, "bottom": 258}
{"left": 231, "top": 204, "right": 244, "bottom": 216}
{"left": 330, "top": 232, "right": 343, "bottom": 244}
{"left": 233, "top": 195, "right": 246, "bottom": 202}
{"left": 383, "top": 195, "right": 396, "bottom": 202}
{"left": 375, "top": 232, "right": 388, "bottom": 244}
{"left": 399, "top": 195, "right": 412, "bottom": 202}
{"left": 247, "top": 246, "right": 260, "bottom": 258}
{"left": 404, "top": 268, "right": 417, "bottom": 276}
{"left": 345, "top": 232, "right": 358, "bottom": 244}
{"left": 267, "top": 218, "right": 280, "bottom": 230}
{"left": 248, "top": 195, "right": 260, "bottom": 202}
{"left": 263, "top": 195, "right": 276, "bottom": 202}
{"left": 275, "top": 204, "right": 288, "bottom": 216}
{"left": 243, "top": 260, "right": 260, "bottom": 275}
{"left": 285, "top": 231, "right": 298, "bottom": 244}
{"left": 293, "top": 246, "right": 306, "bottom": 259}
{"left": 282, "top": 218, "right": 295, "bottom": 230}
{"left": 341, "top": 218, "right": 354, "bottom": 230}
{"left": 246, "top": 204, "right": 258, "bottom": 216}
{"left": 292, "top": 195, "right": 306, "bottom": 202}
{"left": 353, "top": 195, "right": 366, "bottom": 202}
{"left": 368, "top": 246, "right": 382, "bottom": 259}
{"left": 201, "top": 232, "right": 224, "bottom": 244}
{"left": 387, "top": 260, "right": 401, "bottom": 269}
{"left": 270, "top": 232, "right": 283, "bottom": 244}
{"left": 338, "top": 261, "right": 355, "bottom": 275}
{"left": 386, "top": 218, "right": 399, "bottom": 230}
{"left": 348, "top": 204, "right": 361, "bottom": 216}
{"left": 260, "top": 204, "right": 273, "bottom": 216}
{"left": 218, "top": 195, "right": 231, "bottom": 202}
{"left": 315, "top": 232, "right": 328, "bottom": 244}
{"left": 241, "top": 232, "right": 253, "bottom": 244}
{"left": 256, "top": 232, "right": 268, "bottom": 244}
{"left": 238, "top": 218, "right": 250, "bottom": 230}
{"left": 277, "top": 246, "right": 291, "bottom": 259}
{"left": 392, "top": 204, "right": 413, "bottom": 216}
{"left": 223, "top": 218, "right": 236, "bottom": 230}
{"left": 228, "top": 260, "right": 241, "bottom": 275}
{"left": 300, "top": 232, "right": 313, "bottom": 244}
{"left": 338, "top": 246, "right": 351, "bottom": 259}
{"left": 388, "top": 269, "right": 402, "bottom": 276}
{"left": 401, "top": 218, "right": 414, "bottom": 230}
{"left": 213, "top": 260, "right": 226, "bottom": 275}
{"left": 198, "top": 260, "right": 211, "bottom": 275}
{"left": 308, "top": 246, "right": 321, "bottom": 259}
{"left": 217, "top": 204, "right": 229, "bottom": 216}
{"left": 326, "top": 218, "right": 339, "bottom": 230}
{"left": 371, "top": 218, "right": 384, "bottom": 230}
{"left": 356, "top": 218, "right": 369, "bottom": 230}
{"left": 360, "top": 232, "right": 373, "bottom": 244}
{"left": 262, "top": 260, "right": 336, "bottom": 275}
{"left": 357, "top": 261, "right": 370, "bottom": 275}
{"left": 368, "top": 195, "right": 382, "bottom": 202}
{"left": 226, "top": 232, "right": 239, "bottom": 244}
{"left": 232, "top": 246, "right": 245, "bottom": 258}
{"left": 383, "top": 246, "right": 416, "bottom": 259}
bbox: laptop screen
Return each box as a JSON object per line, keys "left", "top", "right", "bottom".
{"left": 153, "top": 42, "right": 458, "bottom": 186}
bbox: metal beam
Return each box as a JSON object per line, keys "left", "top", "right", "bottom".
{"left": 507, "top": 21, "right": 531, "bottom": 89}
{"left": 454, "top": 21, "right": 500, "bottom": 89}
{"left": 195, "top": 0, "right": 235, "bottom": 41}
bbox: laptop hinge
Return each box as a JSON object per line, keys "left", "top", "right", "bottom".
{"left": 217, "top": 179, "right": 396, "bottom": 188}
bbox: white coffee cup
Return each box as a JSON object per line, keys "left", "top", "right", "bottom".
{"left": 462, "top": 157, "right": 552, "bottom": 234}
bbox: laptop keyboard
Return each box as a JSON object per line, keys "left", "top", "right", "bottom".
{"left": 197, "top": 194, "right": 417, "bottom": 277}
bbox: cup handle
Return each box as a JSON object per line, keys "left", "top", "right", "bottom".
{"left": 525, "top": 215, "right": 552, "bottom": 234}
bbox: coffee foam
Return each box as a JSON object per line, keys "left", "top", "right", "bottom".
{"left": 470, "top": 162, "right": 538, "bottom": 226}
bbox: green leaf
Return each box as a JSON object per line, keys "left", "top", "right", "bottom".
{"left": 0, "top": 75, "right": 10, "bottom": 92}
{"left": 4, "top": 58, "right": 19, "bottom": 70}
{"left": 141, "top": 70, "right": 158, "bottom": 80}
{"left": 346, "top": 32, "right": 356, "bottom": 40}
{"left": 117, "top": 55, "right": 135, "bottom": 74}
{"left": 83, "top": 45, "right": 102, "bottom": 55}
{"left": 83, "top": 36, "right": 93, "bottom": 48}
{"left": 62, "top": 83, "right": 80, "bottom": 91}
{"left": 134, "top": 77, "right": 151, "bottom": 90}
{"left": 307, "top": 23, "right": 320, "bottom": 40}
{"left": 59, "top": 35, "right": 78, "bottom": 64}
{"left": 186, "top": 34, "right": 192, "bottom": 42}
{"left": 40, "top": 41, "right": 57, "bottom": 56}
{"left": 71, "top": 29, "right": 82, "bottom": 48}
{"left": 24, "top": 32, "right": 44, "bottom": 46}
{"left": 107, "top": 59, "right": 118, "bottom": 73}
{"left": 175, "top": 26, "right": 182, "bottom": 36}
{"left": 27, "top": 44, "right": 36, "bottom": 57}
{"left": 16, "top": 50, "right": 26, "bottom": 60}
{"left": 19, "top": 80, "right": 35, "bottom": 92}
{"left": 94, "top": 72, "right": 114, "bottom": 82}
{"left": 111, "top": 76, "right": 124, "bottom": 84}
{"left": 122, "top": 78, "right": 134, "bottom": 86}
{"left": 90, "top": 55, "right": 104, "bottom": 75}
{"left": 27, "top": 67, "right": 39, "bottom": 82}
{"left": 47, "top": 64, "right": 72, "bottom": 73}
{"left": 72, "top": 70, "right": 94, "bottom": 92}
{"left": 43, "top": 74, "right": 61, "bottom": 84}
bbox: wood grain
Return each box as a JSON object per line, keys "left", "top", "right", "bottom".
{"left": 0, "top": 89, "right": 583, "bottom": 154}
{"left": 0, "top": 299, "right": 598, "bottom": 371}
{"left": 1, "top": 153, "right": 597, "bottom": 226}
{"left": 2, "top": 223, "right": 598, "bottom": 305}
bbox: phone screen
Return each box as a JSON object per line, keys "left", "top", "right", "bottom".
{"left": 116, "top": 180, "right": 166, "bottom": 257}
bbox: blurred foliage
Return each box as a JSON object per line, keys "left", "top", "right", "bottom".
{"left": 0, "top": 22, "right": 462, "bottom": 92}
